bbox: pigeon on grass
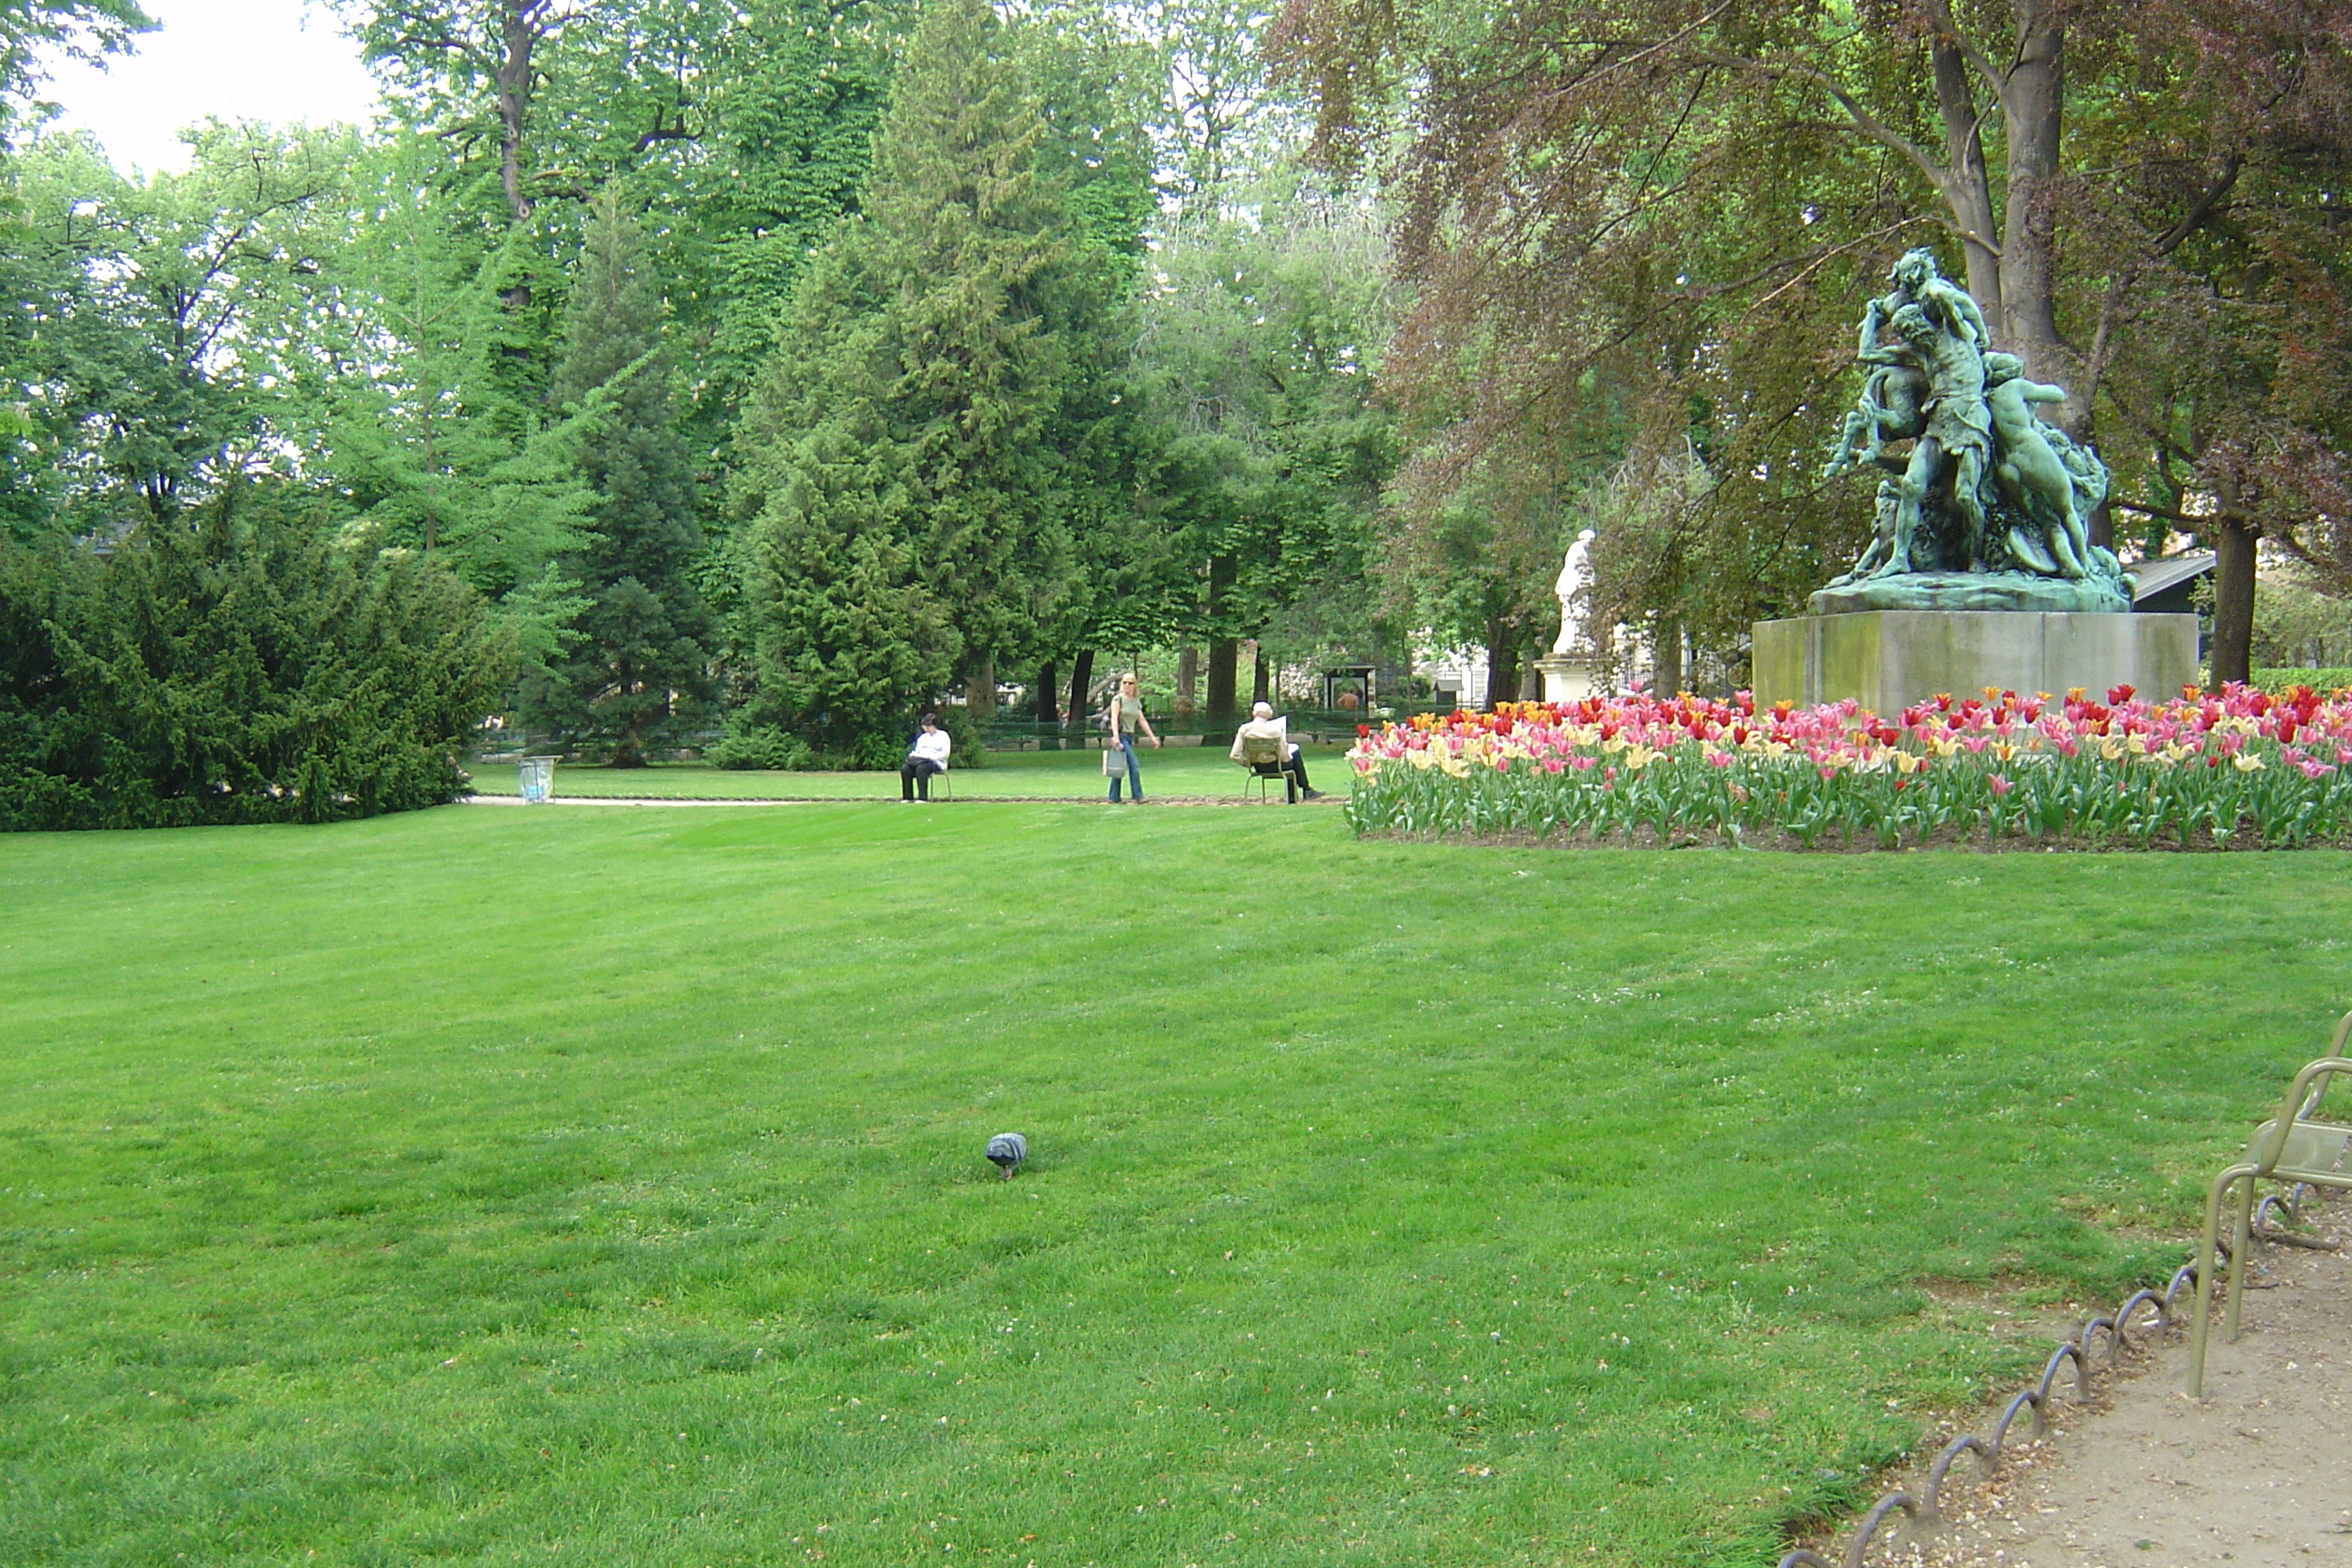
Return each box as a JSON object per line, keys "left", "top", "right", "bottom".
{"left": 985, "top": 1132, "right": 1027, "bottom": 1179}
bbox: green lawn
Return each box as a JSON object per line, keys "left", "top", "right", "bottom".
{"left": 3, "top": 803, "right": 2343, "bottom": 1566}
{"left": 466, "top": 744, "right": 1356, "bottom": 801}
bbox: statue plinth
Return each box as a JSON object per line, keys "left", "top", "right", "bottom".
{"left": 1536, "top": 653, "right": 1602, "bottom": 702}
{"left": 1752, "top": 609, "right": 2198, "bottom": 714}
{"left": 1809, "top": 570, "right": 2130, "bottom": 617}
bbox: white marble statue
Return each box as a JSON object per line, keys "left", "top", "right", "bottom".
{"left": 1551, "top": 529, "right": 1598, "bottom": 655}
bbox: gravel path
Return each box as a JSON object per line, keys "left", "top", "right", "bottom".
{"left": 459, "top": 794, "right": 1346, "bottom": 807}
{"left": 1870, "top": 1195, "right": 2352, "bottom": 1568}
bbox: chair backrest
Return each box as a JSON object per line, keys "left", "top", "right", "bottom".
{"left": 1239, "top": 732, "right": 1285, "bottom": 766}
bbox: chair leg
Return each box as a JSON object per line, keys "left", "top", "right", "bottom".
{"left": 2225, "top": 1169, "right": 2259, "bottom": 1341}
{"left": 2188, "top": 1168, "right": 2241, "bottom": 1396}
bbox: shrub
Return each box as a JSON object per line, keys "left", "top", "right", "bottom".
{"left": 0, "top": 495, "right": 510, "bottom": 830}
{"left": 2251, "top": 667, "right": 2352, "bottom": 697}
{"left": 708, "top": 723, "right": 815, "bottom": 771}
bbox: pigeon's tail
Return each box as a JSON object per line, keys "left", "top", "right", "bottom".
{"left": 985, "top": 1132, "right": 1027, "bottom": 1177}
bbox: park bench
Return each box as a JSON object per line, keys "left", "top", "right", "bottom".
{"left": 2186, "top": 1011, "right": 2352, "bottom": 1396}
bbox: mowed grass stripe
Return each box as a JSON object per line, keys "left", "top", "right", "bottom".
{"left": 463, "top": 744, "right": 1356, "bottom": 800}
{"left": 0, "top": 805, "right": 2337, "bottom": 1565}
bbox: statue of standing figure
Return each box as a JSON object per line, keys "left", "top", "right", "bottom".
{"left": 1818, "top": 249, "right": 2129, "bottom": 612}
{"left": 1551, "top": 528, "right": 1597, "bottom": 655}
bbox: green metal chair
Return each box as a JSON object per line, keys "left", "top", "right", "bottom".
{"left": 1236, "top": 732, "right": 1289, "bottom": 802}
{"left": 2187, "top": 1011, "right": 2352, "bottom": 1396}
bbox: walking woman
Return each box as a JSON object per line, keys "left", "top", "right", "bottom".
{"left": 1104, "top": 672, "right": 1160, "bottom": 802}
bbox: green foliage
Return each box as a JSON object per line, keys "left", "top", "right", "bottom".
{"left": 691, "top": 0, "right": 905, "bottom": 446}
{"left": 706, "top": 721, "right": 815, "bottom": 770}
{"left": 351, "top": 0, "right": 917, "bottom": 468}
{"left": 1133, "top": 171, "right": 1399, "bottom": 669}
{"left": 734, "top": 0, "right": 1143, "bottom": 740}
{"left": 2252, "top": 575, "right": 2352, "bottom": 671}
{"left": 2251, "top": 668, "right": 2352, "bottom": 697}
{"left": 522, "top": 189, "right": 711, "bottom": 764}
{"left": 1, "top": 124, "right": 358, "bottom": 538}
{"left": 0, "top": 490, "right": 509, "bottom": 830}
{"left": 734, "top": 392, "right": 958, "bottom": 751}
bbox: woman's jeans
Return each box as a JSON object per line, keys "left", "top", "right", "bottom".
{"left": 1108, "top": 739, "right": 1142, "bottom": 801}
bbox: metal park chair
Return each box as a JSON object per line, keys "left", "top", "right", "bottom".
{"left": 2187, "top": 1011, "right": 2352, "bottom": 1396}
{"left": 1236, "top": 731, "right": 1289, "bottom": 802}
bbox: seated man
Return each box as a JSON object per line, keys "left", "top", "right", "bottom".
{"left": 901, "top": 711, "right": 951, "bottom": 801}
{"left": 1229, "top": 701, "right": 1322, "bottom": 802}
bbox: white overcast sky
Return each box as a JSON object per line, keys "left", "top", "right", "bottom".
{"left": 36, "top": 0, "right": 379, "bottom": 176}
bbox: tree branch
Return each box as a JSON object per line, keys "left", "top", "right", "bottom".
{"left": 2154, "top": 153, "right": 2243, "bottom": 256}
{"left": 1910, "top": 0, "right": 2009, "bottom": 104}
{"left": 2109, "top": 497, "right": 2205, "bottom": 526}
{"left": 1692, "top": 49, "right": 1952, "bottom": 198}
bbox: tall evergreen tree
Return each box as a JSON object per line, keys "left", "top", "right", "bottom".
{"left": 737, "top": 0, "right": 1139, "bottom": 740}
{"left": 529, "top": 188, "right": 710, "bottom": 765}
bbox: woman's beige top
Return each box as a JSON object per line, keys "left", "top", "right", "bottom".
{"left": 1108, "top": 693, "right": 1148, "bottom": 740}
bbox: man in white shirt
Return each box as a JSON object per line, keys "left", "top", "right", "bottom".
{"left": 1229, "top": 701, "right": 1322, "bottom": 802}
{"left": 901, "top": 712, "right": 951, "bottom": 801}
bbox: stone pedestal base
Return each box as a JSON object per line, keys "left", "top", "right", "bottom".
{"left": 1751, "top": 611, "right": 2199, "bottom": 714}
{"left": 1536, "top": 653, "right": 1602, "bottom": 702}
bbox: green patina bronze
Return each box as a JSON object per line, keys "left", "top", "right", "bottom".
{"left": 1818, "top": 249, "right": 2131, "bottom": 614}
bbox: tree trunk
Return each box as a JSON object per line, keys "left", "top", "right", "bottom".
{"left": 1035, "top": 661, "right": 1058, "bottom": 723}
{"left": 1653, "top": 614, "right": 1684, "bottom": 697}
{"left": 1998, "top": 2, "right": 2072, "bottom": 405}
{"left": 965, "top": 653, "right": 995, "bottom": 722}
{"left": 2209, "top": 514, "right": 2258, "bottom": 691}
{"left": 1484, "top": 619, "right": 1518, "bottom": 710}
{"left": 1177, "top": 646, "right": 1198, "bottom": 702}
{"left": 1067, "top": 650, "right": 1094, "bottom": 725}
{"left": 1202, "top": 554, "right": 1238, "bottom": 721}
{"left": 497, "top": 1, "right": 549, "bottom": 228}
{"left": 1929, "top": 37, "right": 2005, "bottom": 342}
{"left": 1251, "top": 644, "right": 1270, "bottom": 704}
{"left": 1205, "top": 639, "right": 1238, "bottom": 721}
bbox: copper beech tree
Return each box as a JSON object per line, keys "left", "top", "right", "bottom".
{"left": 1269, "top": 0, "right": 2351, "bottom": 686}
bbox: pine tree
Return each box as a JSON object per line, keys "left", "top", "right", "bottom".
{"left": 732, "top": 254, "right": 958, "bottom": 758}
{"left": 735, "top": 0, "right": 1132, "bottom": 740}
{"left": 534, "top": 189, "right": 711, "bottom": 766}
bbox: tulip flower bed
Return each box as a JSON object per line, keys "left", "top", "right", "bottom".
{"left": 1346, "top": 686, "right": 2352, "bottom": 849}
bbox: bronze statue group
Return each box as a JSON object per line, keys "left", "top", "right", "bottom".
{"left": 1823, "top": 250, "right": 2128, "bottom": 606}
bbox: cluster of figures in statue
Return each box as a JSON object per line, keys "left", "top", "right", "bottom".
{"left": 1822, "top": 250, "right": 2128, "bottom": 605}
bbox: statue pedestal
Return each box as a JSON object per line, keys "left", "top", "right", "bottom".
{"left": 1536, "top": 653, "right": 1602, "bottom": 702}
{"left": 1751, "top": 611, "right": 2199, "bottom": 714}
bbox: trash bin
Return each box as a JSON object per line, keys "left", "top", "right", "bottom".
{"left": 518, "top": 756, "right": 556, "bottom": 804}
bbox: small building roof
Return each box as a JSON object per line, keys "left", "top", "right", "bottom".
{"left": 2132, "top": 551, "right": 2216, "bottom": 605}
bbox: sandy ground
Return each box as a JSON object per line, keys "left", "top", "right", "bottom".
{"left": 1858, "top": 1195, "right": 2352, "bottom": 1568}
